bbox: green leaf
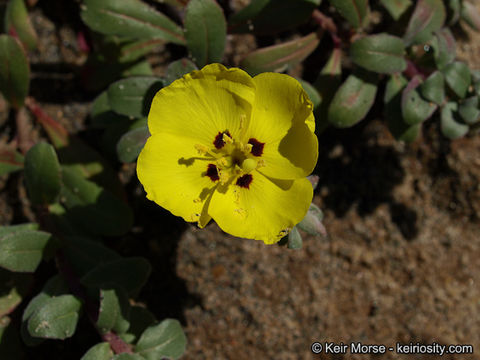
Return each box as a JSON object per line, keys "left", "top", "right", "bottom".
{"left": 297, "top": 203, "right": 326, "bottom": 237}
{"left": 297, "top": 79, "right": 321, "bottom": 109}
{"left": 184, "top": 0, "right": 226, "bottom": 67}
{"left": 107, "top": 76, "right": 163, "bottom": 118}
{"left": 123, "top": 306, "right": 156, "bottom": 343}
{"left": 0, "top": 316, "right": 23, "bottom": 359}
{"left": 404, "top": 0, "right": 446, "bottom": 45}
{"left": 117, "top": 126, "right": 150, "bottom": 163}
{"left": 329, "top": 0, "right": 369, "bottom": 29}
{"left": 287, "top": 226, "right": 302, "bottom": 249}
{"left": 229, "top": 0, "right": 320, "bottom": 35}
{"left": 313, "top": 48, "right": 342, "bottom": 133}
{"left": 432, "top": 28, "right": 456, "bottom": 69}
{"left": 328, "top": 72, "right": 378, "bottom": 128}
{"left": 90, "top": 91, "right": 130, "bottom": 128}
{"left": 60, "top": 166, "right": 134, "bottom": 237}
{"left": 384, "top": 74, "right": 421, "bottom": 143}
{"left": 113, "top": 354, "right": 145, "bottom": 360}
{"left": 21, "top": 275, "right": 68, "bottom": 345}
{"left": 99, "top": 36, "right": 164, "bottom": 64}
{"left": 24, "top": 142, "right": 61, "bottom": 205}
{"left": 350, "top": 33, "right": 406, "bottom": 74}
{"left": 165, "top": 58, "right": 198, "bottom": 85}
{"left": 4, "top": 0, "right": 38, "bottom": 50}
{"left": 240, "top": 32, "right": 320, "bottom": 76}
{"left": 384, "top": 73, "right": 408, "bottom": 104}
{"left": 458, "top": 96, "right": 480, "bottom": 124}
{"left": 380, "top": 0, "right": 411, "bottom": 20}
{"left": 80, "top": 342, "right": 113, "bottom": 360}
{"left": 443, "top": 61, "right": 471, "bottom": 98}
{"left": 447, "top": 0, "right": 461, "bottom": 25}
{"left": 401, "top": 76, "right": 438, "bottom": 125}
{"left": 27, "top": 295, "right": 82, "bottom": 340}
{"left": 461, "top": 2, "right": 480, "bottom": 31}
{"left": 63, "top": 235, "right": 121, "bottom": 277}
{"left": 388, "top": 116, "right": 422, "bottom": 142}
{"left": 420, "top": 71, "right": 445, "bottom": 105}
{"left": 441, "top": 102, "right": 469, "bottom": 139}
{"left": 96, "top": 287, "right": 130, "bottom": 335}
{"left": 0, "top": 223, "right": 38, "bottom": 236}
{"left": 0, "top": 269, "right": 32, "bottom": 317}
{"left": 136, "top": 319, "right": 187, "bottom": 360}
{"left": 0, "top": 35, "right": 29, "bottom": 109}
{"left": 0, "top": 226, "right": 52, "bottom": 272}
{"left": 0, "top": 147, "right": 24, "bottom": 176}
{"left": 81, "top": 0, "right": 185, "bottom": 44}
{"left": 81, "top": 257, "right": 151, "bottom": 296}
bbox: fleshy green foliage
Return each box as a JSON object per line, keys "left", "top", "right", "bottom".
{"left": 350, "top": 34, "right": 407, "bottom": 74}
{"left": 229, "top": 0, "right": 321, "bottom": 34}
{"left": 330, "top": 0, "right": 369, "bottom": 29}
{"left": 80, "top": 0, "right": 185, "bottom": 44}
{"left": 241, "top": 32, "right": 320, "bottom": 76}
{"left": 0, "top": 34, "right": 29, "bottom": 108}
{"left": 24, "top": 142, "right": 61, "bottom": 205}
{"left": 328, "top": 72, "right": 378, "bottom": 128}
{"left": 4, "top": 0, "right": 38, "bottom": 50}
{"left": 184, "top": 0, "right": 227, "bottom": 67}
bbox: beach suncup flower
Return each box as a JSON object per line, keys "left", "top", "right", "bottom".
{"left": 137, "top": 64, "right": 318, "bottom": 244}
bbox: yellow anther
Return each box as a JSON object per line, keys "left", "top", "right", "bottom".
{"left": 219, "top": 170, "right": 230, "bottom": 185}
{"left": 217, "top": 156, "right": 233, "bottom": 168}
{"left": 240, "top": 143, "right": 253, "bottom": 153}
{"left": 222, "top": 133, "right": 233, "bottom": 144}
{"left": 257, "top": 159, "right": 266, "bottom": 168}
{"left": 194, "top": 144, "right": 209, "bottom": 155}
{"left": 241, "top": 158, "right": 257, "bottom": 173}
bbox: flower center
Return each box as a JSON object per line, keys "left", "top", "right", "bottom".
{"left": 196, "top": 130, "right": 265, "bottom": 189}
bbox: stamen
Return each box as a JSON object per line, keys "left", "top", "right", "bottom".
{"left": 248, "top": 138, "right": 265, "bottom": 157}
{"left": 219, "top": 169, "right": 230, "bottom": 185}
{"left": 236, "top": 174, "right": 253, "bottom": 189}
{"left": 213, "top": 130, "right": 232, "bottom": 149}
{"left": 195, "top": 144, "right": 210, "bottom": 155}
{"left": 222, "top": 133, "right": 233, "bottom": 144}
{"left": 217, "top": 156, "right": 233, "bottom": 168}
{"left": 206, "top": 164, "right": 220, "bottom": 182}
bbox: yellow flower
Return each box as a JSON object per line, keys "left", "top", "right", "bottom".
{"left": 137, "top": 64, "right": 318, "bottom": 244}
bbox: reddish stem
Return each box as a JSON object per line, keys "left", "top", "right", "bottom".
{"left": 15, "top": 107, "right": 33, "bottom": 154}
{"left": 103, "top": 332, "right": 134, "bottom": 354}
{"left": 312, "top": 9, "right": 342, "bottom": 48}
{"left": 403, "top": 60, "right": 428, "bottom": 80}
{"left": 25, "top": 97, "right": 69, "bottom": 147}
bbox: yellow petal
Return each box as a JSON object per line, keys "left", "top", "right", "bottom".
{"left": 137, "top": 133, "right": 218, "bottom": 225}
{"left": 208, "top": 173, "right": 313, "bottom": 244}
{"left": 247, "top": 72, "right": 318, "bottom": 179}
{"left": 148, "top": 64, "right": 256, "bottom": 145}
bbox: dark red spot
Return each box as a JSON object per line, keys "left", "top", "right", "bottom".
{"left": 236, "top": 174, "right": 253, "bottom": 189}
{"left": 206, "top": 164, "right": 219, "bottom": 182}
{"left": 248, "top": 138, "right": 265, "bottom": 156}
{"left": 213, "top": 131, "right": 231, "bottom": 149}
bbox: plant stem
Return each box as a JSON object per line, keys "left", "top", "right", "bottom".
{"left": 15, "top": 107, "right": 33, "bottom": 154}
{"left": 312, "top": 9, "right": 342, "bottom": 48}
